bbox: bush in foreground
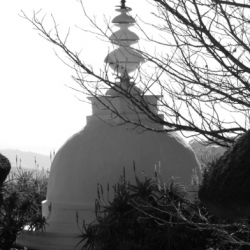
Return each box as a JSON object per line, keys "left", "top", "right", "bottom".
{"left": 199, "top": 130, "right": 250, "bottom": 220}
{"left": 0, "top": 166, "right": 49, "bottom": 250}
{"left": 77, "top": 164, "right": 250, "bottom": 250}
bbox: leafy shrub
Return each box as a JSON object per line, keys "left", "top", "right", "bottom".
{"left": 0, "top": 153, "right": 11, "bottom": 186}
{"left": 77, "top": 164, "right": 250, "bottom": 250}
{"left": 199, "top": 130, "right": 250, "bottom": 220}
{"left": 0, "top": 166, "right": 49, "bottom": 250}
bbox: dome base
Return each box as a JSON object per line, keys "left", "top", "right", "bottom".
{"left": 17, "top": 202, "right": 95, "bottom": 250}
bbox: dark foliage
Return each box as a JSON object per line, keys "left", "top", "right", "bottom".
{"left": 77, "top": 165, "right": 250, "bottom": 250}
{"left": 0, "top": 166, "right": 49, "bottom": 250}
{"left": 0, "top": 154, "right": 11, "bottom": 186}
{"left": 199, "top": 130, "right": 250, "bottom": 219}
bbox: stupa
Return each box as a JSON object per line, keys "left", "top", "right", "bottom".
{"left": 17, "top": 1, "right": 201, "bottom": 249}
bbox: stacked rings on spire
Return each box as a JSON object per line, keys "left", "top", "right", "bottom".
{"left": 105, "top": 6, "right": 144, "bottom": 77}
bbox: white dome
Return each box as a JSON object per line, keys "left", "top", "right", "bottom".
{"left": 47, "top": 119, "right": 200, "bottom": 205}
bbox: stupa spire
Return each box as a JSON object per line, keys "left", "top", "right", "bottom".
{"left": 105, "top": 1, "right": 144, "bottom": 93}
{"left": 121, "top": 0, "right": 126, "bottom": 9}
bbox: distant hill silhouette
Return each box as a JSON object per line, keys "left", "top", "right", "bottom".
{"left": 189, "top": 140, "right": 226, "bottom": 164}
{"left": 0, "top": 149, "right": 51, "bottom": 171}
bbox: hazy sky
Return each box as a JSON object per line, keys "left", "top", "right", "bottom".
{"left": 0, "top": 0, "right": 155, "bottom": 155}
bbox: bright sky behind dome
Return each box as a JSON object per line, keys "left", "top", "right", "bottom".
{"left": 0, "top": 0, "right": 155, "bottom": 155}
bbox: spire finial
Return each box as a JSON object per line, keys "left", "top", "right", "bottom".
{"left": 121, "top": 0, "right": 126, "bottom": 9}
{"left": 105, "top": 0, "right": 145, "bottom": 93}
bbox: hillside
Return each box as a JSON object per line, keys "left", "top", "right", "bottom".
{"left": 0, "top": 142, "right": 227, "bottom": 173}
{"left": 0, "top": 149, "right": 51, "bottom": 171}
{"left": 189, "top": 140, "right": 226, "bottom": 164}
